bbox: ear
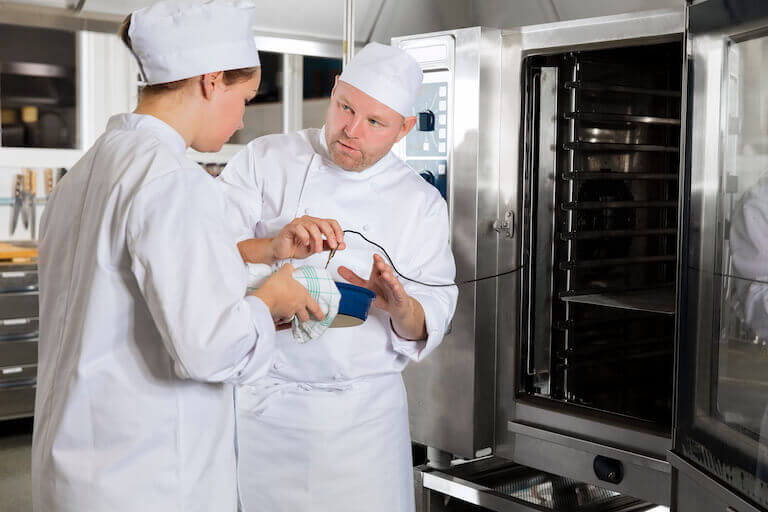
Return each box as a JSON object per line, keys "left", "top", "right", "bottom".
{"left": 200, "top": 71, "right": 224, "bottom": 99}
{"left": 330, "top": 75, "right": 340, "bottom": 97}
{"left": 395, "top": 116, "right": 417, "bottom": 142}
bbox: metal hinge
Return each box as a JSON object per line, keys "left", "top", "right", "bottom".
{"left": 492, "top": 209, "right": 515, "bottom": 239}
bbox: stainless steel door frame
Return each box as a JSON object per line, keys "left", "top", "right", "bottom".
{"left": 394, "top": 27, "right": 503, "bottom": 459}
{"left": 494, "top": 7, "right": 686, "bottom": 506}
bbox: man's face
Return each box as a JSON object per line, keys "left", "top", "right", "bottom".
{"left": 324, "top": 79, "right": 416, "bottom": 172}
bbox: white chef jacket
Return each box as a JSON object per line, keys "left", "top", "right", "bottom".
{"left": 220, "top": 127, "right": 458, "bottom": 382}
{"left": 32, "top": 113, "right": 276, "bottom": 512}
{"left": 219, "top": 126, "right": 457, "bottom": 512}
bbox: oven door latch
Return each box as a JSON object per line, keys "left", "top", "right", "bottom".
{"left": 492, "top": 209, "right": 515, "bottom": 239}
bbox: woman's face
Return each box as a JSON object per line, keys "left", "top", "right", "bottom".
{"left": 192, "top": 70, "right": 261, "bottom": 152}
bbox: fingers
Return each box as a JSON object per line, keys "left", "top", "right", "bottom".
{"left": 296, "top": 309, "right": 310, "bottom": 323}
{"left": 329, "top": 219, "right": 344, "bottom": 246}
{"left": 314, "top": 221, "right": 340, "bottom": 250}
{"left": 296, "top": 216, "right": 344, "bottom": 250}
{"left": 303, "top": 222, "right": 324, "bottom": 254}
{"left": 380, "top": 270, "right": 405, "bottom": 295}
{"left": 289, "top": 224, "right": 311, "bottom": 249}
{"left": 306, "top": 296, "right": 324, "bottom": 321}
{"left": 337, "top": 266, "right": 367, "bottom": 287}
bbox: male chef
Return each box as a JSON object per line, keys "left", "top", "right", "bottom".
{"left": 219, "top": 42, "right": 458, "bottom": 512}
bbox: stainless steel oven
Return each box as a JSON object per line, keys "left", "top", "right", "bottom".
{"left": 395, "top": 3, "right": 768, "bottom": 512}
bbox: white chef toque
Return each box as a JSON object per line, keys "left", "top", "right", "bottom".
{"left": 128, "top": 0, "right": 261, "bottom": 85}
{"left": 338, "top": 42, "right": 423, "bottom": 117}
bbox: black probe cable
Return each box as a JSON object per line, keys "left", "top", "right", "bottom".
{"left": 342, "top": 229, "right": 525, "bottom": 288}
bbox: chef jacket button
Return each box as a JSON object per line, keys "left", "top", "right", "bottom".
{"left": 272, "top": 362, "right": 280, "bottom": 370}
{"left": 362, "top": 224, "right": 370, "bottom": 231}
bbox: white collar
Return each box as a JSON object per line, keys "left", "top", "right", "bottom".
{"left": 106, "top": 113, "right": 187, "bottom": 156}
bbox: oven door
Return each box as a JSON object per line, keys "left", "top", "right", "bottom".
{"left": 673, "top": 1, "right": 768, "bottom": 511}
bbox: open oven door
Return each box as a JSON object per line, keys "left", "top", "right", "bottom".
{"left": 673, "top": 1, "right": 768, "bottom": 511}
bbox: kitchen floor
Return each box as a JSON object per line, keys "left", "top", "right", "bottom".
{"left": 0, "top": 418, "right": 33, "bottom": 512}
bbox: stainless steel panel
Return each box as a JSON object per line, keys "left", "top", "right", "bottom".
{"left": 0, "top": 384, "right": 35, "bottom": 421}
{"left": 509, "top": 432, "right": 670, "bottom": 505}
{"left": 507, "top": 421, "right": 669, "bottom": 473}
{"left": 0, "top": 363, "right": 36, "bottom": 386}
{"left": 512, "top": 402, "right": 671, "bottom": 457}
{"left": 0, "top": 292, "right": 38, "bottom": 320}
{"left": 394, "top": 27, "right": 502, "bottom": 459}
{"left": 0, "top": 264, "right": 37, "bottom": 293}
{"left": 514, "top": 8, "right": 685, "bottom": 54}
{"left": 422, "top": 471, "right": 540, "bottom": 512}
{"left": 495, "top": 28, "right": 524, "bottom": 470}
{"left": 0, "top": 317, "right": 38, "bottom": 340}
{"left": 0, "top": 339, "right": 37, "bottom": 367}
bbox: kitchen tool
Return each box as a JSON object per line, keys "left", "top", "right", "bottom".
{"left": 20, "top": 171, "right": 30, "bottom": 230}
{"left": 44, "top": 168, "right": 53, "bottom": 198}
{"left": 9, "top": 175, "right": 23, "bottom": 236}
{"left": 24, "top": 169, "right": 37, "bottom": 239}
{"left": 324, "top": 246, "right": 337, "bottom": 269}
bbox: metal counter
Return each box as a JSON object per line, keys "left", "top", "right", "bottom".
{"left": 0, "top": 261, "right": 38, "bottom": 421}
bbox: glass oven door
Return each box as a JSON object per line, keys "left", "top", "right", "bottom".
{"left": 675, "top": 1, "right": 768, "bottom": 510}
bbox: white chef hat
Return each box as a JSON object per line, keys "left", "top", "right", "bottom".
{"left": 128, "top": 0, "right": 261, "bottom": 85}
{"left": 339, "top": 42, "right": 423, "bottom": 117}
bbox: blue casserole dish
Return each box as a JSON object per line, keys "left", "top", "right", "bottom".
{"left": 331, "top": 282, "right": 376, "bottom": 328}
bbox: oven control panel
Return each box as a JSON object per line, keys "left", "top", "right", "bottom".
{"left": 395, "top": 37, "right": 453, "bottom": 203}
{"left": 405, "top": 76, "right": 449, "bottom": 199}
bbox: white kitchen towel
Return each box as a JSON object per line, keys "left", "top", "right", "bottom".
{"left": 245, "top": 263, "right": 340, "bottom": 343}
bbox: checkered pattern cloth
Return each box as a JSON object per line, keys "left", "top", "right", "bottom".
{"left": 245, "top": 263, "right": 341, "bottom": 343}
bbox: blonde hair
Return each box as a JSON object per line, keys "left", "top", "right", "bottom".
{"left": 118, "top": 14, "right": 260, "bottom": 97}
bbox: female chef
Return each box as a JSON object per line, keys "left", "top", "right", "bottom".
{"left": 31, "top": 2, "right": 341, "bottom": 511}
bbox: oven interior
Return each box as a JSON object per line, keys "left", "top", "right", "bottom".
{"left": 519, "top": 41, "right": 683, "bottom": 433}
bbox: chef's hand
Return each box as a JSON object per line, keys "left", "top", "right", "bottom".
{"left": 237, "top": 217, "right": 345, "bottom": 264}
{"left": 251, "top": 264, "right": 324, "bottom": 326}
{"left": 337, "top": 254, "right": 427, "bottom": 341}
{"left": 271, "top": 216, "right": 346, "bottom": 261}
